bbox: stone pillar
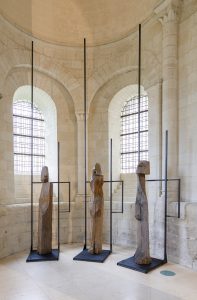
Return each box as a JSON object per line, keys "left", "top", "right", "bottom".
{"left": 146, "top": 82, "right": 162, "bottom": 182}
{"left": 76, "top": 111, "right": 87, "bottom": 195}
{"left": 155, "top": 0, "right": 181, "bottom": 179}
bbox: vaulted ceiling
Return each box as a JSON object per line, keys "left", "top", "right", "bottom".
{"left": 0, "top": 0, "right": 158, "bottom": 46}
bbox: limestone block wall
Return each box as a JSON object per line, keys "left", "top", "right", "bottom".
{"left": 179, "top": 6, "right": 197, "bottom": 203}
{"left": 0, "top": 1, "right": 197, "bottom": 271}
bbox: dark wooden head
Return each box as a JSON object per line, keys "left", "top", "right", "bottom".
{"left": 41, "top": 166, "right": 49, "bottom": 183}
{"left": 136, "top": 160, "right": 150, "bottom": 175}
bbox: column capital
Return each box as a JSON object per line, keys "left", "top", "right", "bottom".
{"left": 75, "top": 111, "right": 89, "bottom": 122}
{"left": 154, "top": 0, "right": 181, "bottom": 24}
{"left": 75, "top": 111, "right": 84, "bottom": 122}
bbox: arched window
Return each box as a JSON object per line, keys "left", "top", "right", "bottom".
{"left": 121, "top": 94, "right": 148, "bottom": 173}
{"left": 13, "top": 101, "right": 45, "bottom": 175}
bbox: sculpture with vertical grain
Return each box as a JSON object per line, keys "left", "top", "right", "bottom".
{"left": 38, "top": 166, "right": 53, "bottom": 255}
{"left": 134, "top": 160, "right": 151, "bottom": 265}
{"left": 89, "top": 163, "right": 104, "bottom": 254}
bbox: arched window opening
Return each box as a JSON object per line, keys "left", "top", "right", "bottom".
{"left": 13, "top": 101, "right": 45, "bottom": 175}
{"left": 121, "top": 94, "right": 148, "bottom": 173}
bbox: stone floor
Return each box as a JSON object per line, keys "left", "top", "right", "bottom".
{"left": 0, "top": 244, "right": 196, "bottom": 300}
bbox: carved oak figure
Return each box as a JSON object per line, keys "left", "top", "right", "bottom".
{"left": 38, "top": 166, "right": 53, "bottom": 255}
{"left": 134, "top": 160, "right": 152, "bottom": 265}
{"left": 89, "top": 163, "right": 104, "bottom": 254}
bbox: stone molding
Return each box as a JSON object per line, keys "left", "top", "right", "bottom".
{"left": 154, "top": 0, "right": 182, "bottom": 23}
{"left": 75, "top": 111, "right": 88, "bottom": 122}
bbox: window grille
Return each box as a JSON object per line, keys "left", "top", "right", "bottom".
{"left": 13, "top": 101, "right": 45, "bottom": 175}
{"left": 121, "top": 95, "right": 148, "bottom": 173}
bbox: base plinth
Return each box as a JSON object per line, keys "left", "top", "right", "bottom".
{"left": 117, "top": 256, "right": 166, "bottom": 273}
{"left": 73, "top": 249, "right": 111, "bottom": 263}
{"left": 26, "top": 249, "right": 59, "bottom": 262}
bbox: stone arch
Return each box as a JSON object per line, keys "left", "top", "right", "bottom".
{"left": 0, "top": 66, "right": 77, "bottom": 204}
{"left": 0, "top": 45, "right": 80, "bottom": 110}
{"left": 88, "top": 70, "right": 138, "bottom": 180}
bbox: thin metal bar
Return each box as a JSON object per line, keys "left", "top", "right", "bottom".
{"left": 138, "top": 24, "right": 141, "bottom": 163}
{"left": 110, "top": 139, "right": 113, "bottom": 253}
{"left": 147, "top": 177, "right": 181, "bottom": 219}
{"left": 86, "top": 180, "right": 123, "bottom": 184}
{"left": 30, "top": 40, "right": 34, "bottom": 252}
{"left": 164, "top": 130, "right": 168, "bottom": 263}
{"left": 84, "top": 38, "right": 87, "bottom": 251}
{"left": 122, "top": 181, "right": 124, "bottom": 213}
{"left": 159, "top": 79, "right": 163, "bottom": 196}
{"left": 69, "top": 182, "right": 71, "bottom": 213}
{"left": 57, "top": 142, "right": 60, "bottom": 252}
{"left": 14, "top": 153, "right": 45, "bottom": 157}
{"left": 147, "top": 179, "right": 180, "bottom": 182}
{"left": 111, "top": 181, "right": 124, "bottom": 214}
{"left": 178, "top": 179, "right": 181, "bottom": 218}
{"left": 13, "top": 114, "right": 44, "bottom": 122}
{"left": 14, "top": 133, "right": 45, "bottom": 140}
{"left": 120, "top": 129, "right": 148, "bottom": 137}
{"left": 33, "top": 181, "right": 71, "bottom": 184}
{"left": 33, "top": 179, "right": 71, "bottom": 213}
{"left": 121, "top": 150, "right": 148, "bottom": 155}
{"left": 121, "top": 109, "right": 148, "bottom": 118}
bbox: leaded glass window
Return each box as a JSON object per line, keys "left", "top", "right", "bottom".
{"left": 13, "top": 101, "right": 45, "bottom": 175}
{"left": 121, "top": 95, "right": 148, "bottom": 173}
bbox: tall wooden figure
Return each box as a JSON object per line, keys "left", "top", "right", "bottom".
{"left": 134, "top": 160, "right": 151, "bottom": 265}
{"left": 89, "top": 163, "right": 104, "bottom": 254}
{"left": 38, "top": 166, "right": 53, "bottom": 255}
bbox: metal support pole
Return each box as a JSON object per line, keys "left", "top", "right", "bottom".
{"left": 122, "top": 181, "right": 124, "bottom": 214}
{"left": 178, "top": 179, "right": 181, "bottom": 219}
{"left": 159, "top": 79, "right": 163, "bottom": 196}
{"left": 164, "top": 130, "right": 168, "bottom": 262}
{"left": 83, "top": 38, "right": 87, "bottom": 250}
{"left": 138, "top": 24, "right": 141, "bottom": 163}
{"left": 30, "top": 41, "right": 34, "bottom": 251}
{"left": 69, "top": 182, "right": 71, "bottom": 213}
{"left": 58, "top": 142, "right": 60, "bottom": 252}
{"left": 110, "top": 139, "right": 113, "bottom": 253}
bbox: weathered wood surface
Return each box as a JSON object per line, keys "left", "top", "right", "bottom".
{"left": 38, "top": 166, "right": 53, "bottom": 255}
{"left": 89, "top": 163, "right": 104, "bottom": 254}
{"left": 134, "top": 160, "right": 152, "bottom": 265}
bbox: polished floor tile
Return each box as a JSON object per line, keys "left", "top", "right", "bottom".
{"left": 0, "top": 244, "right": 196, "bottom": 300}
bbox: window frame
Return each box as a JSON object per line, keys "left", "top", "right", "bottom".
{"left": 13, "top": 100, "right": 45, "bottom": 175}
{"left": 120, "top": 94, "right": 148, "bottom": 173}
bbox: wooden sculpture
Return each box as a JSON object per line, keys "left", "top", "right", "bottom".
{"left": 38, "top": 166, "right": 53, "bottom": 255}
{"left": 89, "top": 163, "right": 104, "bottom": 254}
{"left": 134, "top": 160, "right": 152, "bottom": 265}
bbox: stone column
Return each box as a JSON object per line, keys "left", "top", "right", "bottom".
{"left": 76, "top": 111, "right": 87, "bottom": 195}
{"left": 155, "top": 0, "right": 181, "bottom": 179}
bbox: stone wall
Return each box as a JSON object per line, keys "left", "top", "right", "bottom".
{"left": 0, "top": 0, "right": 197, "bottom": 271}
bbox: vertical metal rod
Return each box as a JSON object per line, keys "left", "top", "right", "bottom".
{"left": 110, "top": 139, "right": 113, "bottom": 252}
{"left": 58, "top": 142, "right": 60, "bottom": 252}
{"left": 121, "top": 181, "right": 124, "bottom": 214}
{"left": 30, "top": 41, "right": 34, "bottom": 251}
{"left": 164, "top": 130, "right": 168, "bottom": 262}
{"left": 159, "top": 79, "right": 163, "bottom": 196}
{"left": 83, "top": 38, "right": 87, "bottom": 250}
{"left": 69, "top": 182, "right": 71, "bottom": 213}
{"left": 138, "top": 24, "right": 141, "bottom": 163}
{"left": 178, "top": 179, "right": 181, "bottom": 219}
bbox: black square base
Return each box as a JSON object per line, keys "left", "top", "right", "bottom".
{"left": 117, "top": 256, "right": 166, "bottom": 273}
{"left": 73, "top": 249, "right": 111, "bottom": 263}
{"left": 26, "top": 249, "right": 59, "bottom": 262}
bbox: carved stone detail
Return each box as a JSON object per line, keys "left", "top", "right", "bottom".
{"left": 154, "top": 0, "right": 181, "bottom": 24}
